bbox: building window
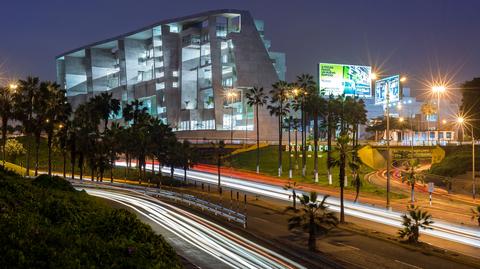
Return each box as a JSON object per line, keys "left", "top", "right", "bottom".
{"left": 158, "top": 71, "right": 164, "bottom": 78}
{"left": 156, "top": 82, "right": 165, "bottom": 90}
{"left": 172, "top": 82, "right": 178, "bottom": 88}
{"left": 172, "top": 71, "right": 179, "bottom": 77}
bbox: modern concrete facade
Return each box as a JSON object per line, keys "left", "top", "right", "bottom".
{"left": 56, "top": 9, "right": 285, "bottom": 142}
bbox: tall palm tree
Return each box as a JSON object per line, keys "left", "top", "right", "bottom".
{"left": 268, "top": 81, "right": 291, "bottom": 177}
{"left": 297, "top": 74, "right": 316, "bottom": 177}
{"left": 421, "top": 102, "right": 436, "bottom": 132}
{"left": 286, "top": 193, "right": 339, "bottom": 251}
{"left": 14, "top": 76, "right": 40, "bottom": 176}
{"left": 304, "top": 84, "right": 326, "bottom": 182}
{"left": 0, "top": 85, "right": 16, "bottom": 166}
{"left": 105, "top": 122, "right": 123, "bottom": 182}
{"left": 401, "top": 159, "right": 425, "bottom": 203}
{"left": 245, "top": 86, "right": 268, "bottom": 174}
{"left": 43, "top": 82, "right": 71, "bottom": 175}
{"left": 332, "top": 134, "right": 350, "bottom": 223}
{"left": 398, "top": 205, "right": 433, "bottom": 243}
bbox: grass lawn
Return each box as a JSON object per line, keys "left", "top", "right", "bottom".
{"left": 228, "top": 145, "right": 406, "bottom": 199}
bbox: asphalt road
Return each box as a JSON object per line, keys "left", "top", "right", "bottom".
{"left": 80, "top": 187, "right": 308, "bottom": 269}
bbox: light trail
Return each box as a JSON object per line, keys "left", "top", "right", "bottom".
{"left": 114, "top": 161, "right": 480, "bottom": 249}
{"left": 81, "top": 187, "right": 307, "bottom": 269}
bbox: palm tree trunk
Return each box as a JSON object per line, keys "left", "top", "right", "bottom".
{"left": 256, "top": 104, "right": 260, "bottom": 174}
{"left": 47, "top": 133, "right": 52, "bottom": 176}
{"left": 278, "top": 107, "right": 283, "bottom": 177}
{"left": 340, "top": 154, "right": 345, "bottom": 223}
{"left": 294, "top": 128, "right": 298, "bottom": 170}
{"left": 327, "top": 124, "right": 333, "bottom": 185}
{"left": 34, "top": 133, "right": 40, "bottom": 176}
{"left": 79, "top": 154, "right": 83, "bottom": 180}
{"left": 411, "top": 183, "right": 415, "bottom": 203}
{"left": 1, "top": 118, "right": 7, "bottom": 167}
{"left": 308, "top": 216, "right": 316, "bottom": 251}
{"left": 302, "top": 106, "right": 307, "bottom": 177}
{"left": 62, "top": 152, "right": 66, "bottom": 178}
{"left": 288, "top": 119, "right": 292, "bottom": 179}
{"left": 313, "top": 111, "right": 319, "bottom": 182}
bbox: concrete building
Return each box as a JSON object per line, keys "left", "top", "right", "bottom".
{"left": 56, "top": 9, "right": 285, "bottom": 142}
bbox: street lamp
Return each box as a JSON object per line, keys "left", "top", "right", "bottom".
{"left": 457, "top": 116, "right": 476, "bottom": 200}
{"left": 226, "top": 90, "right": 237, "bottom": 144}
{"left": 432, "top": 85, "right": 446, "bottom": 144}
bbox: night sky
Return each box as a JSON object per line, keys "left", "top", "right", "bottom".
{"left": 1, "top": 0, "right": 479, "bottom": 96}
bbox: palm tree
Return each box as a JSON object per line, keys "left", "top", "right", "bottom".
{"left": 401, "top": 159, "right": 425, "bottom": 203}
{"left": 91, "top": 92, "right": 121, "bottom": 131}
{"left": 286, "top": 193, "right": 339, "bottom": 251}
{"left": 14, "top": 76, "right": 40, "bottom": 176}
{"left": 304, "top": 84, "right": 326, "bottom": 182}
{"left": 332, "top": 134, "right": 351, "bottom": 223}
{"left": 326, "top": 96, "right": 340, "bottom": 184}
{"left": 54, "top": 120, "right": 70, "bottom": 178}
{"left": 349, "top": 148, "right": 362, "bottom": 203}
{"left": 245, "top": 86, "right": 268, "bottom": 174}
{"left": 421, "top": 102, "right": 436, "bottom": 132}
{"left": 268, "top": 81, "right": 291, "bottom": 177}
{"left": 398, "top": 205, "right": 433, "bottom": 243}
{"left": 43, "top": 82, "right": 71, "bottom": 175}
{"left": 472, "top": 205, "right": 480, "bottom": 226}
{"left": 105, "top": 122, "right": 123, "bottom": 182}
{"left": 0, "top": 85, "right": 16, "bottom": 167}
{"left": 297, "top": 74, "right": 316, "bottom": 177}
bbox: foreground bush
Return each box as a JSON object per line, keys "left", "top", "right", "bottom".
{"left": 0, "top": 168, "right": 181, "bottom": 268}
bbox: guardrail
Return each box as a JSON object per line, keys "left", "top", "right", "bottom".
{"left": 70, "top": 179, "right": 247, "bottom": 227}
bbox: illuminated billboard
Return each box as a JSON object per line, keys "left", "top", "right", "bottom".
{"left": 374, "top": 75, "right": 400, "bottom": 105}
{"left": 318, "top": 63, "right": 372, "bottom": 97}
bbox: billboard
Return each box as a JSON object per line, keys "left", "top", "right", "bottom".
{"left": 374, "top": 75, "right": 400, "bottom": 105}
{"left": 318, "top": 63, "right": 372, "bottom": 97}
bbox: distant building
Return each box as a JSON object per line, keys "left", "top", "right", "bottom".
{"left": 56, "top": 9, "right": 286, "bottom": 142}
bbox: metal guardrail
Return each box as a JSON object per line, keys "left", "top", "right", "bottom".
{"left": 70, "top": 179, "right": 247, "bottom": 227}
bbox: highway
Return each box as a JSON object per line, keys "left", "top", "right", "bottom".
{"left": 79, "top": 186, "right": 307, "bottom": 269}
{"left": 113, "top": 162, "right": 480, "bottom": 249}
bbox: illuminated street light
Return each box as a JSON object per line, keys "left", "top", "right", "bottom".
{"left": 432, "top": 85, "right": 447, "bottom": 143}
{"left": 371, "top": 73, "right": 377, "bottom": 80}
{"left": 399, "top": 117, "right": 404, "bottom": 122}
{"left": 226, "top": 90, "right": 238, "bottom": 144}
{"left": 457, "top": 116, "right": 476, "bottom": 200}
{"left": 442, "top": 119, "right": 447, "bottom": 125}
{"left": 9, "top": 83, "right": 18, "bottom": 92}
{"left": 400, "top": 76, "right": 407, "bottom": 82}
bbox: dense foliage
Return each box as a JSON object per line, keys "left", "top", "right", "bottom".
{"left": 429, "top": 146, "right": 480, "bottom": 177}
{"left": 0, "top": 169, "right": 181, "bottom": 268}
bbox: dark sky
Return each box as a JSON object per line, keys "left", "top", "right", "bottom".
{"left": 1, "top": 0, "right": 479, "bottom": 96}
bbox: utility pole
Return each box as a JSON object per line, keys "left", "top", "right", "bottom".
{"left": 386, "top": 83, "right": 391, "bottom": 210}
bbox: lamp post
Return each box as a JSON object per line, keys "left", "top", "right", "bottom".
{"left": 458, "top": 116, "right": 476, "bottom": 200}
{"left": 432, "top": 86, "right": 446, "bottom": 144}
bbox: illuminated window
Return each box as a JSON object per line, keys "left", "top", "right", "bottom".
{"left": 172, "top": 82, "right": 178, "bottom": 88}
{"left": 172, "top": 71, "right": 179, "bottom": 77}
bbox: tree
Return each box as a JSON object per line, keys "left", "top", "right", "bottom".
{"left": 0, "top": 85, "right": 16, "bottom": 167}
{"left": 349, "top": 148, "right": 362, "bottom": 203}
{"left": 325, "top": 96, "right": 341, "bottom": 184}
{"left": 420, "top": 102, "right": 436, "bottom": 131}
{"left": 304, "top": 82, "right": 326, "bottom": 182}
{"left": 268, "top": 81, "right": 291, "bottom": 177}
{"left": 297, "top": 74, "right": 316, "bottom": 177}
{"left": 471, "top": 205, "right": 480, "bottom": 226}
{"left": 104, "top": 122, "right": 123, "bottom": 182}
{"left": 401, "top": 159, "right": 425, "bottom": 203}
{"left": 245, "top": 86, "right": 268, "bottom": 174}
{"left": 42, "top": 82, "right": 71, "bottom": 176}
{"left": 398, "top": 205, "right": 433, "bottom": 243}
{"left": 332, "top": 134, "right": 350, "bottom": 222}
{"left": 54, "top": 120, "right": 71, "bottom": 178}
{"left": 91, "top": 92, "right": 121, "bottom": 131}
{"left": 286, "top": 193, "right": 338, "bottom": 251}
{"left": 460, "top": 77, "right": 480, "bottom": 137}
{"left": 178, "top": 141, "right": 197, "bottom": 182}
{"left": 4, "top": 138, "right": 26, "bottom": 163}
{"left": 14, "top": 76, "right": 41, "bottom": 176}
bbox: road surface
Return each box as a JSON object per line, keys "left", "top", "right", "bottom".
{"left": 79, "top": 186, "right": 308, "bottom": 269}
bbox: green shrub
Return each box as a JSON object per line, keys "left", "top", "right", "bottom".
{"left": 0, "top": 170, "right": 181, "bottom": 268}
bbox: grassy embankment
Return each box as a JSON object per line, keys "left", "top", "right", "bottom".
{"left": 0, "top": 168, "right": 181, "bottom": 268}
{"left": 227, "top": 146, "right": 406, "bottom": 199}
